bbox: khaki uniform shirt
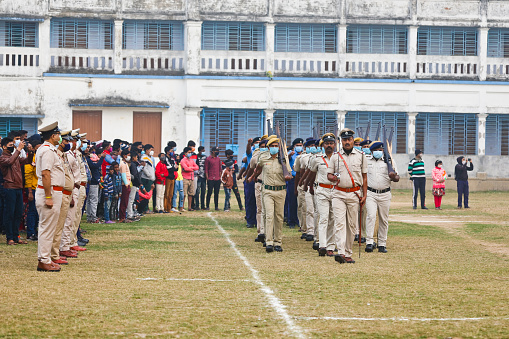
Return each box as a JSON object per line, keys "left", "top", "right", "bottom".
{"left": 328, "top": 148, "right": 367, "bottom": 188}
{"left": 249, "top": 149, "right": 261, "bottom": 170}
{"left": 35, "top": 142, "right": 65, "bottom": 187}
{"left": 76, "top": 151, "right": 87, "bottom": 183}
{"left": 293, "top": 152, "right": 307, "bottom": 173}
{"left": 67, "top": 150, "right": 81, "bottom": 185}
{"left": 367, "top": 157, "right": 391, "bottom": 190}
{"left": 310, "top": 153, "right": 336, "bottom": 185}
{"left": 258, "top": 152, "right": 286, "bottom": 186}
{"left": 58, "top": 149, "right": 75, "bottom": 191}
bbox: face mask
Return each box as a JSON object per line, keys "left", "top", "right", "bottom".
{"left": 295, "top": 146, "right": 303, "bottom": 153}
{"left": 141, "top": 150, "right": 145, "bottom": 155}
{"left": 307, "top": 146, "right": 316, "bottom": 153}
{"left": 269, "top": 147, "right": 279, "bottom": 155}
{"left": 186, "top": 153, "right": 192, "bottom": 158}
{"left": 76, "top": 139, "right": 81, "bottom": 148}
{"left": 462, "top": 160, "right": 466, "bottom": 165}
{"left": 63, "top": 144, "right": 71, "bottom": 152}
{"left": 254, "top": 144, "right": 259, "bottom": 150}
{"left": 437, "top": 164, "right": 442, "bottom": 168}
{"left": 149, "top": 150, "right": 154, "bottom": 156}
{"left": 354, "top": 146, "right": 362, "bottom": 151}
{"left": 362, "top": 148, "right": 371, "bottom": 154}
{"left": 14, "top": 140, "right": 20, "bottom": 147}
{"left": 81, "top": 143, "right": 87, "bottom": 152}
{"left": 260, "top": 147, "right": 268, "bottom": 153}
{"left": 6, "top": 146, "right": 14, "bottom": 153}
{"left": 373, "top": 150, "right": 383, "bottom": 159}
{"left": 109, "top": 147, "right": 113, "bottom": 152}
{"left": 215, "top": 151, "right": 219, "bottom": 156}
{"left": 58, "top": 136, "right": 63, "bottom": 144}
{"left": 126, "top": 156, "right": 131, "bottom": 162}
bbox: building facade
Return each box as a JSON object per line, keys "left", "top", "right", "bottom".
{"left": 0, "top": 0, "right": 508, "bottom": 178}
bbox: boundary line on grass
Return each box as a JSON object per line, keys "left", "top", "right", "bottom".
{"left": 208, "top": 213, "right": 307, "bottom": 339}
{"left": 297, "top": 316, "right": 509, "bottom": 322}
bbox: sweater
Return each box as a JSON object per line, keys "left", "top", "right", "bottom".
{"left": 180, "top": 156, "right": 199, "bottom": 180}
{"left": 408, "top": 158, "right": 425, "bottom": 179}
{"left": 432, "top": 167, "right": 446, "bottom": 189}
{"left": 155, "top": 161, "right": 169, "bottom": 185}
{"left": 454, "top": 157, "right": 474, "bottom": 181}
{"left": 87, "top": 155, "right": 105, "bottom": 185}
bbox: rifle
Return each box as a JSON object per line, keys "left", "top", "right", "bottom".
{"left": 364, "top": 121, "right": 371, "bottom": 140}
{"left": 267, "top": 119, "right": 273, "bottom": 136}
{"left": 382, "top": 125, "right": 399, "bottom": 182}
{"left": 333, "top": 120, "right": 339, "bottom": 152}
{"left": 312, "top": 126, "right": 318, "bottom": 140}
{"left": 374, "top": 122, "right": 381, "bottom": 141}
{"left": 275, "top": 122, "right": 293, "bottom": 178}
{"left": 357, "top": 127, "right": 364, "bottom": 139}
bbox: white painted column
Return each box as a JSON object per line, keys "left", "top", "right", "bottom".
{"left": 408, "top": 26, "right": 418, "bottom": 80}
{"left": 336, "top": 110, "right": 346, "bottom": 131}
{"left": 407, "top": 112, "right": 418, "bottom": 154}
{"left": 114, "top": 20, "right": 123, "bottom": 74}
{"left": 477, "top": 113, "right": 488, "bottom": 155}
{"left": 264, "top": 109, "right": 275, "bottom": 134}
{"left": 478, "top": 27, "right": 489, "bottom": 81}
{"left": 265, "top": 23, "right": 275, "bottom": 75}
{"left": 184, "top": 21, "right": 202, "bottom": 75}
{"left": 185, "top": 107, "right": 203, "bottom": 145}
{"left": 38, "top": 19, "right": 51, "bottom": 75}
{"left": 338, "top": 25, "right": 347, "bottom": 77}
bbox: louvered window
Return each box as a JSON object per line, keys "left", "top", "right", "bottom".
{"left": 0, "top": 118, "right": 37, "bottom": 138}
{"left": 486, "top": 114, "right": 509, "bottom": 156}
{"left": 415, "top": 113, "right": 477, "bottom": 155}
{"left": 417, "top": 27, "right": 477, "bottom": 56}
{"left": 275, "top": 24, "right": 337, "bottom": 53}
{"left": 122, "top": 21, "right": 184, "bottom": 50}
{"left": 50, "top": 18, "right": 113, "bottom": 49}
{"left": 201, "top": 108, "right": 264, "bottom": 162}
{"left": 345, "top": 112, "right": 407, "bottom": 154}
{"left": 487, "top": 29, "right": 509, "bottom": 58}
{"left": 346, "top": 25, "right": 407, "bottom": 54}
{"left": 0, "top": 21, "right": 38, "bottom": 47}
{"left": 272, "top": 110, "right": 337, "bottom": 144}
{"left": 201, "top": 22, "right": 265, "bottom": 51}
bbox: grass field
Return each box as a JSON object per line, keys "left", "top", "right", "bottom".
{"left": 1, "top": 189, "right": 508, "bottom": 338}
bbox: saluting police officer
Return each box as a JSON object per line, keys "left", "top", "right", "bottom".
{"left": 365, "top": 141, "right": 398, "bottom": 253}
{"left": 250, "top": 136, "right": 292, "bottom": 253}
{"left": 35, "top": 122, "right": 64, "bottom": 272}
{"left": 327, "top": 129, "right": 367, "bottom": 264}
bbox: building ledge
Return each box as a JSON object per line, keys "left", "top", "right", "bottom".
{"left": 68, "top": 97, "right": 170, "bottom": 109}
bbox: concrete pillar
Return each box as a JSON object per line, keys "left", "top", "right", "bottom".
{"left": 407, "top": 112, "right": 418, "bottom": 154}
{"left": 185, "top": 107, "right": 203, "bottom": 145}
{"left": 114, "top": 20, "right": 123, "bottom": 74}
{"left": 338, "top": 25, "right": 347, "bottom": 77}
{"left": 265, "top": 23, "right": 275, "bottom": 75}
{"left": 184, "top": 21, "right": 202, "bottom": 75}
{"left": 38, "top": 19, "right": 51, "bottom": 74}
{"left": 264, "top": 109, "right": 275, "bottom": 134}
{"left": 336, "top": 110, "right": 346, "bottom": 131}
{"left": 477, "top": 113, "right": 488, "bottom": 155}
{"left": 408, "top": 26, "right": 418, "bottom": 80}
{"left": 478, "top": 27, "right": 489, "bottom": 81}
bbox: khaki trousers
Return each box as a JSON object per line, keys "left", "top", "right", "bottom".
{"left": 155, "top": 184, "right": 165, "bottom": 211}
{"left": 297, "top": 186, "right": 307, "bottom": 233}
{"left": 357, "top": 204, "right": 367, "bottom": 237}
{"left": 263, "top": 189, "right": 286, "bottom": 247}
{"left": 36, "top": 189, "right": 63, "bottom": 264}
{"left": 255, "top": 182, "right": 265, "bottom": 235}
{"left": 52, "top": 192, "right": 71, "bottom": 261}
{"left": 164, "top": 178, "right": 175, "bottom": 212}
{"left": 332, "top": 190, "right": 360, "bottom": 257}
{"left": 304, "top": 191, "right": 315, "bottom": 236}
{"left": 315, "top": 186, "right": 336, "bottom": 250}
{"left": 61, "top": 188, "right": 78, "bottom": 251}
{"left": 366, "top": 191, "right": 391, "bottom": 247}
{"left": 70, "top": 186, "right": 86, "bottom": 248}
{"left": 312, "top": 191, "right": 319, "bottom": 240}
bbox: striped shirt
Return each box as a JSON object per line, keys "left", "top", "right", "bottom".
{"left": 408, "top": 158, "right": 425, "bottom": 178}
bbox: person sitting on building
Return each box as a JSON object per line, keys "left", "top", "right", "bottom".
{"left": 455, "top": 156, "right": 474, "bottom": 209}
{"left": 432, "top": 160, "right": 446, "bottom": 210}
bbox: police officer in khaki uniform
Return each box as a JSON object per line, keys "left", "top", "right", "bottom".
{"left": 250, "top": 136, "right": 292, "bottom": 253}
{"left": 293, "top": 138, "right": 313, "bottom": 241}
{"left": 35, "top": 122, "right": 64, "bottom": 272}
{"left": 356, "top": 139, "right": 372, "bottom": 244}
{"left": 51, "top": 131, "right": 75, "bottom": 265}
{"left": 365, "top": 141, "right": 396, "bottom": 253}
{"left": 70, "top": 130, "right": 88, "bottom": 252}
{"left": 327, "top": 129, "right": 367, "bottom": 264}
{"left": 248, "top": 136, "right": 267, "bottom": 243}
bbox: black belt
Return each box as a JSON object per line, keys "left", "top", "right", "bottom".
{"left": 368, "top": 187, "right": 391, "bottom": 194}
{"left": 257, "top": 180, "right": 263, "bottom": 184}
{"left": 264, "top": 184, "right": 286, "bottom": 191}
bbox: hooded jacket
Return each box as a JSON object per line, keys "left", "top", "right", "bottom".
{"left": 454, "top": 157, "right": 473, "bottom": 181}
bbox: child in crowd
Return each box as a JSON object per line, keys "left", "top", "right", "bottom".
{"left": 155, "top": 153, "right": 168, "bottom": 213}
{"left": 103, "top": 164, "right": 115, "bottom": 223}
{"left": 221, "top": 159, "right": 234, "bottom": 212}
{"left": 137, "top": 184, "right": 154, "bottom": 214}
{"left": 172, "top": 156, "right": 185, "bottom": 212}
{"left": 111, "top": 162, "right": 122, "bottom": 221}
{"left": 432, "top": 159, "right": 446, "bottom": 210}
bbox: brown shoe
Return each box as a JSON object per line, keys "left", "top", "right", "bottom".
{"left": 70, "top": 246, "right": 87, "bottom": 252}
{"left": 37, "top": 261, "right": 61, "bottom": 272}
{"left": 52, "top": 258, "right": 69, "bottom": 265}
{"left": 344, "top": 256, "right": 356, "bottom": 264}
{"left": 326, "top": 250, "right": 335, "bottom": 257}
{"left": 60, "top": 250, "right": 78, "bottom": 258}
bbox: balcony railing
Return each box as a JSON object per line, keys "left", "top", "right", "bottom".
{"left": 486, "top": 58, "right": 509, "bottom": 79}
{"left": 415, "top": 55, "right": 479, "bottom": 79}
{"left": 0, "top": 47, "right": 41, "bottom": 76}
{"left": 200, "top": 51, "right": 266, "bottom": 73}
{"left": 122, "top": 50, "right": 185, "bottom": 72}
{"left": 50, "top": 49, "right": 114, "bottom": 72}
{"left": 274, "top": 52, "right": 337, "bottom": 75}
{"left": 345, "top": 54, "right": 409, "bottom": 77}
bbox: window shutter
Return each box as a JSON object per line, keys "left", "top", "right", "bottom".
{"left": 417, "top": 27, "right": 477, "bottom": 56}
{"left": 275, "top": 24, "right": 336, "bottom": 53}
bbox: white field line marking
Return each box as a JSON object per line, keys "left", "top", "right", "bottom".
{"left": 391, "top": 220, "right": 486, "bottom": 223}
{"left": 208, "top": 213, "right": 306, "bottom": 339}
{"left": 137, "top": 278, "right": 250, "bottom": 282}
{"left": 297, "top": 316, "right": 509, "bottom": 322}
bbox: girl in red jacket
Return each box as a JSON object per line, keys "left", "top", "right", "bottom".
{"left": 155, "top": 153, "right": 169, "bottom": 213}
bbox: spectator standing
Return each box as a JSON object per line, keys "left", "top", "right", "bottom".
{"left": 172, "top": 158, "right": 185, "bottom": 212}
{"left": 187, "top": 140, "right": 199, "bottom": 210}
{"left": 221, "top": 159, "right": 234, "bottom": 212}
{"left": 0, "top": 137, "right": 32, "bottom": 245}
{"left": 25, "top": 137, "right": 42, "bottom": 240}
{"left": 86, "top": 151, "right": 105, "bottom": 223}
{"left": 155, "top": 153, "right": 168, "bottom": 213}
{"left": 100, "top": 140, "right": 114, "bottom": 177}
{"left": 127, "top": 152, "right": 142, "bottom": 220}
{"left": 432, "top": 160, "right": 446, "bottom": 210}
{"left": 455, "top": 157, "right": 473, "bottom": 209}
{"left": 163, "top": 142, "right": 178, "bottom": 212}
{"left": 0, "top": 139, "right": 4, "bottom": 236}
{"left": 118, "top": 150, "right": 132, "bottom": 223}
{"left": 103, "top": 165, "right": 115, "bottom": 223}
{"left": 140, "top": 146, "right": 156, "bottom": 213}
{"left": 194, "top": 146, "right": 207, "bottom": 210}
{"left": 205, "top": 146, "right": 222, "bottom": 211}
{"left": 225, "top": 149, "right": 243, "bottom": 210}
{"left": 181, "top": 147, "right": 199, "bottom": 211}
{"left": 408, "top": 149, "right": 428, "bottom": 210}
